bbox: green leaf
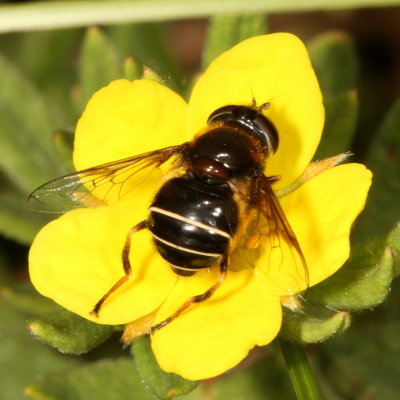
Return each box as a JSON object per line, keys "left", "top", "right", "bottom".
{"left": 52, "top": 129, "right": 74, "bottom": 171}
{"left": 110, "top": 23, "right": 185, "bottom": 93}
{"left": 142, "top": 65, "right": 164, "bottom": 84}
{"left": 0, "top": 54, "right": 65, "bottom": 191}
{"left": 308, "top": 32, "right": 360, "bottom": 172}
{"left": 0, "top": 53, "right": 66, "bottom": 155}
{"left": 387, "top": 222, "right": 400, "bottom": 275}
{"left": 354, "top": 98, "right": 400, "bottom": 241}
{"left": 28, "top": 308, "right": 114, "bottom": 355}
{"left": 1, "top": 282, "right": 57, "bottom": 316}
{"left": 315, "top": 91, "right": 358, "bottom": 159}
{"left": 79, "top": 27, "right": 121, "bottom": 105}
{"left": 202, "top": 14, "right": 267, "bottom": 69}
{"left": 13, "top": 29, "right": 80, "bottom": 122}
{"left": 26, "top": 359, "right": 156, "bottom": 400}
{"left": 280, "top": 302, "right": 351, "bottom": 343}
{"left": 183, "top": 343, "right": 296, "bottom": 400}
{"left": 123, "top": 56, "right": 143, "bottom": 81}
{"left": 0, "top": 296, "right": 81, "bottom": 400}
{"left": 308, "top": 31, "right": 358, "bottom": 97}
{"left": 132, "top": 335, "right": 198, "bottom": 399}
{"left": 305, "top": 227, "right": 397, "bottom": 310}
{"left": 0, "top": 192, "right": 52, "bottom": 244}
{"left": 320, "top": 328, "right": 400, "bottom": 400}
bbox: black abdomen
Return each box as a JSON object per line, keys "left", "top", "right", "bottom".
{"left": 149, "top": 174, "right": 238, "bottom": 273}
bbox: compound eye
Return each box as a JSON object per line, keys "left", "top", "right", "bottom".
{"left": 253, "top": 114, "right": 279, "bottom": 154}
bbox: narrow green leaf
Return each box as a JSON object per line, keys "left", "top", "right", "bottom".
{"left": 320, "top": 328, "right": 400, "bottom": 400}
{"left": 132, "top": 335, "right": 198, "bottom": 399}
{"left": 28, "top": 308, "right": 114, "bottom": 355}
{"left": 202, "top": 14, "right": 267, "bottom": 69}
{"left": 280, "top": 303, "right": 351, "bottom": 343}
{"left": 26, "top": 359, "right": 156, "bottom": 400}
{"left": 0, "top": 108, "right": 53, "bottom": 192}
{"left": 79, "top": 27, "right": 121, "bottom": 104}
{"left": 308, "top": 31, "right": 358, "bottom": 97}
{"left": 1, "top": 282, "right": 57, "bottom": 316}
{"left": 111, "top": 23, "right": 185, "bottom": 93}
{"left": 0, "top": 192, "right": 52, "bottom": 244}
{"left": 123, "top": 56, "right": 143, "bottom": 81}
{"left": 305, "top": 228, "right": 396, "bottom": 310}
{"left": 52, "top": 129, "right": 74, "bottom": 171}
{"left": 0, "top": 297, "right": 81, "bottom": 400}
{"left": 354, "top": 98, "right": 400, "bottom": 241}
{"left": 387, "top": 222, "right": 400, "bottom": 275}
{"left": 196, "top": 345, "right": 295, "bottom": 400}
{"left": 0, "top": 54, "right": 65, "bottom": 191}
{"left": 315, "top": 91, "right": 358, "bottom": 159}
{"left": 14, "top": 29, "right": 80, "bottom": 122}
{"left": 0, "top": 53, "right": 66, "bottom": 157}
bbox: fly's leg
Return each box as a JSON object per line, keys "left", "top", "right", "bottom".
{"left": 150, "top": 252, "right": 228, "bottom": 333}
{"left": 90, "top": 219, "right": 148, "bottom": 317}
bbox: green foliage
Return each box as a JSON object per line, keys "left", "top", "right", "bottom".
{"left": 0, "top": 5, "right": 398, "bottom": 399}
{"left": 28, "top": 308, "right": 115, "bottom": 355}
{"left": 52, "top": 129, "right": 74, "bottom": 171}
{"left": 0, "top": 192, "right": 52, "bottom": 244}
{"left": 0, "top": 288, "right": 81, "bottom": 400}
{"left": 26, "top": 359, "right": 156, "bottom": 400}
{"left": 132, "top": 335, "right": 198, "bottom": 398}
{"left": 308, "top": 31, "right": 359, "bottom": 160}
{"left": 1, "top": 1, "right": 400, "bottom": 33}
{"left": 79, "top": 27, "right": 122, "bottom": 105}
{"left": 1, "top": 282, "right": 57, "bottom": 315}
{"left": 123, "top": 56, "right": 143, "bottom": 81}
{"left": 0, "top": 53, "right": 66, "bottom": 192}
{"left": 110, "top": 23, "right": 185, "bottom": 93}
{"left": 305, "top": 224, "right": 399, "bottom": 310}
{"left": 308, "top": 31, "right": 358, "bottom": 97}
{"left": 355, "top": 99, "right": 400, "bottom": 240}
{"left": 202, "top": 14, "right": 267, "bottom": 69}
{"left": 317, "top": 276, "right": 400, "bottom": 400}
{"left": 281, "top": 303, "right": 351, "bottom": 343}
{"left": 316, "top": 91, "right": 358, "bottom": 159}
{"left": 279, "top": 340, "right": 322, "bottom": 400}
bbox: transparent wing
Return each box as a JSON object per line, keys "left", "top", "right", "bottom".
{"left": 249, "top": 174, "right": 309, "bottom": 294}
{"left": 27, "top": 144, "right": 186, "bottom": 213}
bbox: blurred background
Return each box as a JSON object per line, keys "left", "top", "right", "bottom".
{"left": 0, "top": 1, "right": 399, "bottom": 399}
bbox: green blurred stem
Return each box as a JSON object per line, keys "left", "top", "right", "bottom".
{"left": 1, "top": 0, "right": 400, "bottom": 33}
{"left": 279, "top": 338, "right": 322, "bottom": 400}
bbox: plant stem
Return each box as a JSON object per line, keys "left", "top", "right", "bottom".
{"left": 279, "top": 338, "right": 322, "bottom": 400}
{"left": 1, "top": 0, "right": 400, "bottom": 33}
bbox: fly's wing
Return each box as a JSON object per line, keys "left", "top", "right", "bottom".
{"left": 249, "top": 174, "right": 309, "bottom": 294}
{"left": 27, "top": 144, "right": 186, "bottom": 213}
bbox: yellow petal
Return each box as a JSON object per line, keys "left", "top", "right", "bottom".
{"left": 72, "top": 79, "right": 188, "bottom": 210}
{"left": 256, "top": 163, "right": 372, "bottom": 294}
{"left": 151, "top": 268, "right": 282, "bottom": 380}
{"left": 29, "top": 201, "right": 177, "bottom": 325}
{"left": 187, "top": 33, "right": 324, "bottom": 189}
{"left": 74, "top": 79, "right": 188, "bottom": 169}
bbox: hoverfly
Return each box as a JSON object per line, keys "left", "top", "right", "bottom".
{"left": 28, "top": 102, "right": 308, "bottom": 333}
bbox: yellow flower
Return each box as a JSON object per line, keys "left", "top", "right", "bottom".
{"left": 29, "top": 33, "right": 372, "bottom": 381}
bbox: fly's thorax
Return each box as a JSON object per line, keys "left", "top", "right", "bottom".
{"left": 185, "top": 105, "right": 278, "bottom": 185}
